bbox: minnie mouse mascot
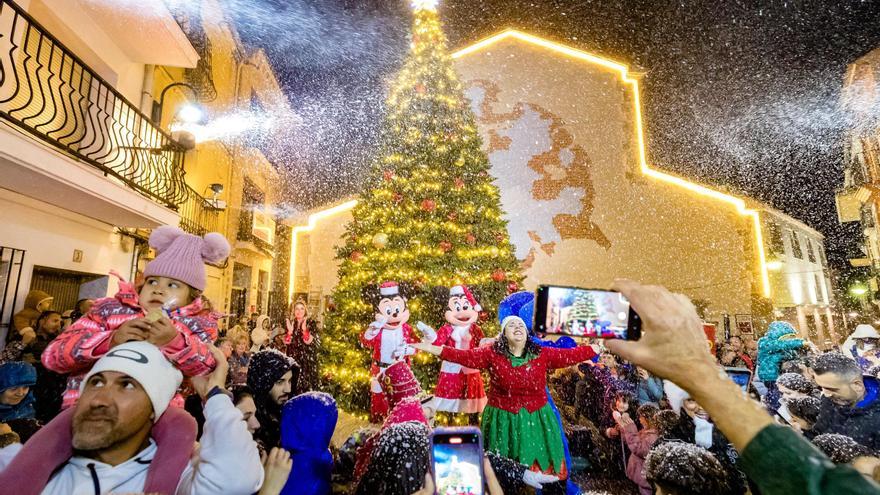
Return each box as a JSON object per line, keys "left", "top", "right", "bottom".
{"left": 417, "top": 285, "right": 488, "bottom": 415}
{"left": 361, "top": 281, "right": 420, "bottom": 422}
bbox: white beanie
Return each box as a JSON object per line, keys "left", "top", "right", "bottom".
{"left": 500, "top": 315, "right": 526, "bottom": 332}
{"left": 82, "top": 341, "right": 183, "bottom": 421}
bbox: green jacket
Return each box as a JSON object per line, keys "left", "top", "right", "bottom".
{"left": 740, "top": 425, "right": 880, "bottom": 494}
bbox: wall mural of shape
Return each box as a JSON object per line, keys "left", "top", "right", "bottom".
{"left": 465, "top": 79, "right": 610, "bottom": 267}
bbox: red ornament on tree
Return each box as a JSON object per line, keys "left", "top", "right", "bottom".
{"left": 447, "top": 211, "right": 458, "bottom": 221}
{"left": 415, "top": 83, "right": 426, "bottom": 94}
{"left": 383, "top": 170, "right": 395, "bottom": 181}
{"left": 494, "top": 232, "right": 506, "bottom": 243}
{"left": 350, "top": 251, "right": 363, "bottom": 262}
{"left": 439, "top": 240, "right": 453, "bottom": 253}
{"left": 507, "top": 281, "right": 519, "bottom": 294}
{"left": 465, "top": 233, "right": 477, "bottom": 245}
{"left": 393, "top": 192, "right": 404, "bottom": 203}
{"left": 420, "top": 199, "right": 436, "bottom": 212}
{"left": 454, "top": 177, "right": 465, "bottom": 189}
{"left": 492, "top": 269, "right": 507, "bottom": 282}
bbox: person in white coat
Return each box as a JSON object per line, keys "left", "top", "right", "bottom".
{"left": 0, "top": 341, "right": 264, "bottom": 495}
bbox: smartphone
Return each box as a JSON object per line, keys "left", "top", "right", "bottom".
{"left": 534, "top": 285, "right": 641, "bottom": 340}
{"left": 724, "top": 367, "right": 752, "bottom": 393}
{"left": 431, "top": 427, "right": 485, "bottom": 495}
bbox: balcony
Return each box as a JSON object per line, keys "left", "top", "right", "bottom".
{"left": 237, "top": 206, "right": 276, "bottom": 257}
{"left": 179, "top": 185, "right": 221, "bottom": 237}
{"left": 0, "top": 0, "right": 187, "bottom": 223}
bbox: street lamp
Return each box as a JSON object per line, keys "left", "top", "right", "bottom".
{"left": 151, "top": 82, "right": 206, "bottom": 126}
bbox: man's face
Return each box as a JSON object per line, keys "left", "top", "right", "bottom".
{"left": 41, "top": 314, "right": 62, "bottom": 334}
{"left": 814, "top": 371, "right": 865, "bottom": 406}
{"left": 0, "top": 386, "right": 29, "bottom": 406}
{"left": 375, "top": 296, "right": 410, "bottom": 330}
{"left": 139, "top": 277, "right": 191, "bottom": 311}
{"left": 236, "top": 395, "right": 261, "bottom": 434}
{"left": 269, "top": 370, "right": 293, "bottom": 406}
{"left": 72, "top": 371, "right": 153, "bottom": 451}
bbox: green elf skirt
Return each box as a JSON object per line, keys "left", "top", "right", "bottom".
{"left": 481, "top": 403, "right": 567, "bottom": 476}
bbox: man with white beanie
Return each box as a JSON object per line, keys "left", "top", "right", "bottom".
{"left": 0, "top": 341, "right": 264, "bottom": 494}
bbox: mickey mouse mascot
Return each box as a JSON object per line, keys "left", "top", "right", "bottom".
{"left": 361, "top": 281, "right": 420, "bottom": 422}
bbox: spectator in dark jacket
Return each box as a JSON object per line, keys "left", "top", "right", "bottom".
{"left": 812, "top": 352, "right": 880, "bottom": 451}
{"left": 247, "top": 350, "right": 300, "bottom": 450}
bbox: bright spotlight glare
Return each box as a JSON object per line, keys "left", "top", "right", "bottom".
{"left": 177, "top": 104, "right": 204, "bottom": 124}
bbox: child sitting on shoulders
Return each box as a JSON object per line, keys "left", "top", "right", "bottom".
{"left": 42, "top": 226, "right": 230, "bottom": 408}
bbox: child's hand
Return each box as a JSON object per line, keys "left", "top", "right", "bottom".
{"left": 147, "top": 317, "right": 178, "bottom": 347}
{"left": 112, "top": 319, "right": 151, "bottom": 347}
{"left": 258, "top": 447, "right": 293, "bottom": 495}
{"left": 617, "top": 413, "right": 634, "bottom": 428}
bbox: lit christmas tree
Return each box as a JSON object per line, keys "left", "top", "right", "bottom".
{"left": 567, "top": 292, "right": 597, "bottom": 332}
{"left": 320, "top": 0, "right": 522, "bottom": 415}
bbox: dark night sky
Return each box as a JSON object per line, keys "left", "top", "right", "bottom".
{"left": 231, "top": 0, "right": 880, "bottom": 270}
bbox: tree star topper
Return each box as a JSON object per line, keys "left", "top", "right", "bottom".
{"left": 411, "top": 0, "right": 438, "bottom": 12}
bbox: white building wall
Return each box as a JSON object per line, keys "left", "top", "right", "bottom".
{"left": 0, "top": 189, "right": 134, "bottom": 315}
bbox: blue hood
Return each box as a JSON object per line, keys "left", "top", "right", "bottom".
{"left": 280, "top": 392, "right": 337, "bottom": 495}
{"left": 766, "top": 321, "right": 797, "bottom": 340}
{"left": 0, "top": 362, "right": 36, "bottom": 393}
{"left": 281, "top": 392, "right": 338, "bottom": 452}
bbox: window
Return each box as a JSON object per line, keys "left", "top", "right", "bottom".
{"left": 806, "top": 238, "right": 816, "bottom": 263}
{"left": 789, "top": 230, "right": 803, "bottom": 259}
{"left": 767, "top": 222, "right": 785, "bottom": 255}
{"left": 815, "top": 273, "right": 825, "bottom": 303}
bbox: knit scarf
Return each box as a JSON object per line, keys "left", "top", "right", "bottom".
{"left": 0, "top": 406, "right": 197, "bottom": 495}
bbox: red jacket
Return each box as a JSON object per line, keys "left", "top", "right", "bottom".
{"left": 42, "top": 278, "right": 218, "bottom": 409}
{"left": 359, "top": 323, "right": 418, "bottom": 365}
{"left": 439, "top": 344, "right": 596, "bottom": 413}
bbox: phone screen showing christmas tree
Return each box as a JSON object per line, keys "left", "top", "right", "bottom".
{"left": 432, "top": 428, "right": 484, "bottom": 495}
{"left": 535, "top": 285, "right": 641, "bottom": 340}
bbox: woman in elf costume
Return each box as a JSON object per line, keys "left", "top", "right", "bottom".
{"left": 416, "top": 285, "right": 488, "bottom": 415}
{"left": 413, "top": 315, "right": 598, "bottom": 478}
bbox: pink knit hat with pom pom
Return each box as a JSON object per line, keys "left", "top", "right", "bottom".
{"left": 143, "top": 226, "right": 231, "bottom": 291}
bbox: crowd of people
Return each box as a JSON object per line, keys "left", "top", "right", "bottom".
{"left": 0, "top": 225, "right": 879, "bottom": 494}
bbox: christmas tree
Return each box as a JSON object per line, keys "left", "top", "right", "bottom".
{"left": 567, "top": 292, "right": 597, "bottom": 330}
{"left": 320, "top": 0, "right": 522, "bottom": 415}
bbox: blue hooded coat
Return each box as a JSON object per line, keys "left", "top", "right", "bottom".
{"left": 757, "top": 321, "right": 804, "bottom": 382}
{"left": 499, "top": 292, "right": 582, "bottom": 495}
{"left": 0, "top": 361, "right": 37, "bottom": 422}
{"left": 280, "top": 392, "right": 339, "bottom": 495}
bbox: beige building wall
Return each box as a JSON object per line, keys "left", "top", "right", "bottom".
{"left": 456, "top": 37, "right": 754, "bottom": 321}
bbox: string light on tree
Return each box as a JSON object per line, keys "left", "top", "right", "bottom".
{"left": 320, "top": 0, "right": 522, "bottom": 416}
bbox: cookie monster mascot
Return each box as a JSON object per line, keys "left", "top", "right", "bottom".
{"left": 499, "top": 291, "right": 588, "bottom": 495}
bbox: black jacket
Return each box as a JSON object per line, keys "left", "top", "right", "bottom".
{"left": 813, "top": 375, "right": 880, "bottom": 451}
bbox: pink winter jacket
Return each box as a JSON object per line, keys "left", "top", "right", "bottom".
{"left": 621, "top": 422, "right": 659, "bottom": 495}
{"left": 42, "top": 278, "right": 219, "bottom": 409}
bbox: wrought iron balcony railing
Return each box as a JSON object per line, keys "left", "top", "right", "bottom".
{"left": 0, "top": 0, "right": 187, "bottom": 209}
{"left": 179, "top": 185, "right": 221, "bottom": 237}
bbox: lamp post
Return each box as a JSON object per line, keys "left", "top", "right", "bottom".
{"left": 151, "top": 82, "right": 204, "bottom": 126}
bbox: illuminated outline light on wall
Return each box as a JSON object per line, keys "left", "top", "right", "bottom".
{"left": 286, "top": 29, "right": 771, "bottom": 303}
{"left": 288, "top": 200, "right": 359, "bottom": 301}
{"left": 451, "top": 29, "right": 772, "bottom": 298}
